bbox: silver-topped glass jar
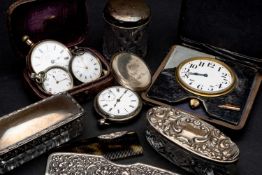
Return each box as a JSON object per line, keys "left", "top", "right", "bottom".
{"left": 103, "top": 0, "right": 150, "bottom": 59}
{"left": 146, "top": 106, "right": 240, "bottom": 175}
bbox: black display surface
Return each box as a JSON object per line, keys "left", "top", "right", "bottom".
{"left": 0, "top": 0, "right": 262, "bottom": 175}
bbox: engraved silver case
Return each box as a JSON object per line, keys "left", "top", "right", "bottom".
{"left": 45, "top": 153, "right": 178, "bottom": 175}
{"left": 0, "top": 93, "right": 84, "bottom": 174}
{"left": 145, "top": 106, "right": 240, "bottom": 175}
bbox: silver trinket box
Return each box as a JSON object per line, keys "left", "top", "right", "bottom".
{"left": 45, "top": 153, "right": 178, "bottom": 175}
{"left": 103, "top": 0, "right": 150, "bottom": 59}
{"left": 0, "top": 93, "right": 84, "bottom": 174}
{"left": 146, "top": 106, "right": 240, "bottom": 175}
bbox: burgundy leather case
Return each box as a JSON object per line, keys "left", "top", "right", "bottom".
{"left": 7, "top": 0, "right": 113, "bottom": 99}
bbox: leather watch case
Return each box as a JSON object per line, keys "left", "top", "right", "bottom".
{"left": 142, "top": 0, "right": 262, "bottom": 130}
{"left": 6, "top": 0, "right": 113, "bottom": 99}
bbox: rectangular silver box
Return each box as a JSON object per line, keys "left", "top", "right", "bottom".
{"left": 0, "top": 93, "right": 84, "bottom": 174}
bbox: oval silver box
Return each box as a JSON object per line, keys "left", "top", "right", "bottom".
{"left": 146, "top": 106, "right": 239, "bottom": 175}
{"left": 103, "top": 0, "right": 150, "bottom": 59}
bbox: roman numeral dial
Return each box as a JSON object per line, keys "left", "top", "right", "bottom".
{"left": 42, "top": 67, "right": 73, "bottom": 95}
{"left": 30, "top": 40, "right": 72, "bottom": 74}
{"left": 177, "top": 57, "right": 236, "bottom": 97}
{"left": 95, "top": 86, "right": 142, "bottom": 122}
{"left": 71, "top": 50, "right": 102, "bottom": 84}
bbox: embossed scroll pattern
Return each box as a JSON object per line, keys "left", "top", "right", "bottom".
{"left": 147, "top": 106, "right": 239, "bottom": 163}
{"left": 46, "top": 153, "right": 178, "bottom": 175}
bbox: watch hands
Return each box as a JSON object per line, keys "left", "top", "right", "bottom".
{"left": 81, "top": 57, "right": 89, "bottom": 68}
{"left": 52, "top": 75, "right": 58, "bottom": 82}
{"left": 104, "top": 90, "right": 116, "bottom": 101}
{"left": 54, "top": 77, "right": 69, "bottom": 84}
{"left": 113, "top": 90, "right": 128, "bottom": 107}
{"left": 57, "top": 78, "right": 69, "bottom": 83}
{"left": 188, "top": 72, "right": 208, "bottom": 77}
{"left": 76, "top": 66, "right": 88, "bottom": 69}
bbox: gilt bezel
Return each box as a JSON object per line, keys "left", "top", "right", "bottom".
{"left": 176, "top": 57, "right": 237, "bottom": 97}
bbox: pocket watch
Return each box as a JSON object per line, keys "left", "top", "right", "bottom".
{"left": 94, "top": 52, "right": 151, "bottom": 125}
{"left": 31, "top": 66, "right": 73, "bottom": 95}
{"left": 23, "top": 35, "right": 72, "bottom": 74}
{"left": 176, "top": 57, "right": 237, "bottom": 107}
{"left": 94, "top": 86, "right": 142, "bottom": 125}
{"left": 70, "top": 48, "right": 102, "bottom": 84}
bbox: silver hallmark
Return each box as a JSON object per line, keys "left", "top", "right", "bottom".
{"left": 146, "top": 106, "right": 239, "bottom": 175}
{"left": 45, "top": 153, "right": 179, "bottom": 175}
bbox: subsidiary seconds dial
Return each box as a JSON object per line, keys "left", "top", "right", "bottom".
{"left": 95, "top": 86, "right": 142, "bottom": 123}
{"left": 176, "top": 57, "right": 236, "bottom": 97}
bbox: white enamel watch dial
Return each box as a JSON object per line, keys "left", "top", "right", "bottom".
{"left": 30, "top": 40, "right": 72, "bottom": 73}
{"left": 71, "top": 51, "right": 102, "bottom": 83}
{"left": 42, "top": 67, "right": 73, "bottom": 94}
{"left": 95, "top": 86, "right": 142, "bottom": 122}
{"left": 176, "top": 57, "right": 236, "bottom": 97}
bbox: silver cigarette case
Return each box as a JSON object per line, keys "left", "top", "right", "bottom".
{"left": 45, "top": 153, "right": 178, "bottom": 175}
{"left": 0, "top": 93, "right": 84, "bottom": 174}
{"left": 146, "top": 106, "right": 240, "bottom": 175}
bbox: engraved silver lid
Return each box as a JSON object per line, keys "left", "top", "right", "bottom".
{"left": 146, "top": 106, "right": 240, "bottom": 163}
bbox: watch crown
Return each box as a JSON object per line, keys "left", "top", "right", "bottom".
{"left": 22, "top": 35, "right": 35, "bottom": 47}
